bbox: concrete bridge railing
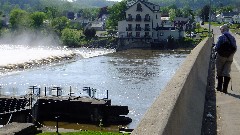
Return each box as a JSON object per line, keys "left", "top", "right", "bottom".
{"left": 131, "top": 37, "right": 213, "bottom": 135}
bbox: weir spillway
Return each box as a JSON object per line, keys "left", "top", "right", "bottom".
{"left": 0, "top": 45, "right": 186, "bottom": 129}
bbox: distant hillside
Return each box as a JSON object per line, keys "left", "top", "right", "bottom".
{"left": 1, "top": 0, "right": 239, "bottom": 13}
{"left": 72, "top": 0, "right": 116, "bottom": 8}
{"left": 148, "top": 0, "right": 240, "bottom": 9}
{"left": 0, "top": 0, "right": 116, "bottom": 13}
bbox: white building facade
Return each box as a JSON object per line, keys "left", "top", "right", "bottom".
{"left": 118, "top": 0, "right": 160, "bottom": 41}
{"left": 118, "top": 0, "right": 183, "bottom": 45}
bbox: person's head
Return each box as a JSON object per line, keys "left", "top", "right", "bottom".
{"left": 220, "top": 24, "right": 229, "bottom": 33}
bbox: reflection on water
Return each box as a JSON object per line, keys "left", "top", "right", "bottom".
{"left": 0, "top": 49, "right": 187, "bottom": 129}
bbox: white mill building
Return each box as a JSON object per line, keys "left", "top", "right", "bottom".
{"left": 118, "top": 0, "right": 184, "bottom": 48}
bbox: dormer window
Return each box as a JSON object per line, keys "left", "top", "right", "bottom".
{"left": 137, "top": 3, "right": 142, "bottom": 11}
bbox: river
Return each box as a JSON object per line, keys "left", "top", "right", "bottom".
{"left": 0, "top": 46, "right": 187, "bottom": 129}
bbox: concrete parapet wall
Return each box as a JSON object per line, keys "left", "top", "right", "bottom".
{"left": 132, "top": 38, "right": 213, "bottom": 135}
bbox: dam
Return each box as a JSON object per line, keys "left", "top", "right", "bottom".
{"left": 0, "top": 45, "right": 187, "bottom": 129}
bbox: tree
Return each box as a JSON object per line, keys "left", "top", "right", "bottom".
{"left": 106, "top": 0, "right": 127, "bottom": 29}
{"left": 30, "top": 12, "right": 46, "bottom": 29}
{"left": 51, "top": 16, "right": 69, "bottom": 36}
{"left": 181, "top": 7, "right": 192, "bottom": 18}
{"left": 0, "top": 11, "right": 3, "bottom": 29}
{"left": 200, "top": 5, "right": 210, "bottom": 22}
{"left": 169, "top": 9, "right": 176, "bottom": 21}
{"left": 78, "top": 8, "right": 100, "bottom": 21}
{"left": 61, "top": 28, "right": 81, "bottom": 47}
{"left": 196, "top": 23, "right": 201, "bottom": 32}
{"left": 98, "top": 6, "right": 108, "bottom": 18}
{"left": 160, "top": 6, "right": 169, "bottom": 15}
{"left": 168, "top": 4, "right": 178, "bottom": 10}
{"left": 44, "top": 6, "right": 60, "bottom": 19}
{"left": 83, "top": 28, "right": 96, "bottom": 39}
{"left": 67, "top": 12, "right": 75, "bottom": 20}
{"left": 0, "top": 11, "right": 3, "bottom": 33}
{"left": 1, "top": 2, "right": 13, "bottom": 14}
{"left": 9, "top": 9, "right": 30, "bottom": 30}
{"left": 218, "top": 6, "right": 233, "bottom": 13}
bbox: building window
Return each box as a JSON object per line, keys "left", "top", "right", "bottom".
{"left": 156, "top": 15, "right": 158, "bottom": 19}
{"left": 126, "top": 24, "right": 132, "bottom": 31}
{"left": 127, "top": 32, "right": 132, "bottom": 37}
{"left": 145, "top": 24, "right": 150, "bottom": 31}
{"left": 145, "top": 32, "right": 149, "bottom": 37}
{"left": 137, "top": 3, "right": 142, "bottom": 11}
{"left": 136, "top": 14, "right": 141, "bottom": 21}
{"left": 127, "top": 14, "right": 133, "bottom": 21}
{"left": 144, "top": 14, "right": 150, "bottom": 21}
{"left": 128, "top": 24, "right": 132, "bottom": 28}
{"left": 136, "top": 32, "right": 140, "bottom": 37}
{"left": 135, "top": 24, "right": 141, "bottom": 31}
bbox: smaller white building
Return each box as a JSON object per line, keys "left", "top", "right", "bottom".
{"left": 91, "top": 22, "right": 105, "bottom": 31}
{"left": 161, "top": 17, "right": 174, "bottom": 27}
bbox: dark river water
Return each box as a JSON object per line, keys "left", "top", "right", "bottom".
{"left": 0, "top": 49, "right": 187, "bottom": 129}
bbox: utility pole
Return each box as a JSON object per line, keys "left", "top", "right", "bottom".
{"left": 208, "top": 0, "right": 212, "bottom": 37}
{"left": 55, "top": 116, "right": 59, "bottom": 133}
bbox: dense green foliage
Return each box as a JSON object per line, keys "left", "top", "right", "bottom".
{"left": 51, "top": 16, "right": 70, "bottom": 35}
{"left": 106, "top": 0, "right": 127, "bottom": 29}
{"left": 30, "top": 11, "right": 46, "bottom": 28}
{"left": 148, "top": 0, "right": 239, "bottom": 9}
{"left": 0, "top": 0, "right": 116, "bottom": 14}
{"left": 9, "top": 9, "right": 30, "bottom": 29}
{"left": 83, "top": 28, "right": 96, "bottom": 39}
{"left": 77, "top": 8, "right": 100, "bottom": 21}
{"left": 61, "top": 28, "right": 81, "bottom": 46}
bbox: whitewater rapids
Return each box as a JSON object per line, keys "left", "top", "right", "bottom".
{"left": 0, "top": 44, "right": 115, "bottom": 74}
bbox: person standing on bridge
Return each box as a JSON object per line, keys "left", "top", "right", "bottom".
{"left": 215, "top": 24, "right": 237, "bottom": 93}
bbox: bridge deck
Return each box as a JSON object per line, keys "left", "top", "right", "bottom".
{"left": 213, "top": 26, "right": 240, "bottom": 135}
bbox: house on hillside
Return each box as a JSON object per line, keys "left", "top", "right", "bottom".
{"left": 87, "top": 14, "right": 108, "bottom": 31}
{"left": 216, "top": 12, "right": 240, "bottom": 23}
{"left": 117, "top": 0, "right": 184, "bottom": 48}
{"left": 91, "top": 22, "right": 105, "bottom": 31}
{"left": 233, "top": 13, "right": 240, "bottom": 24}
{"left": 67, "top": 12, "right": 90, "bottom": 29}
{"left": 70, "top": 17, "right": 90, "bottom": 30}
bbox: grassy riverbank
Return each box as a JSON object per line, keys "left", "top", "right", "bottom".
{"left": 38, "top": 131, "right": 128, "bottom": 135}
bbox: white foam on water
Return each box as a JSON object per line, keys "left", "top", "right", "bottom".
{"left": 0, "top": 45, "right": 115, "bottom": 67}
{"left": 73, "top": 47, "right": 115, "bottom": 58}
{"left": 0, "top": 44, "right": 74, "bottom": 66}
